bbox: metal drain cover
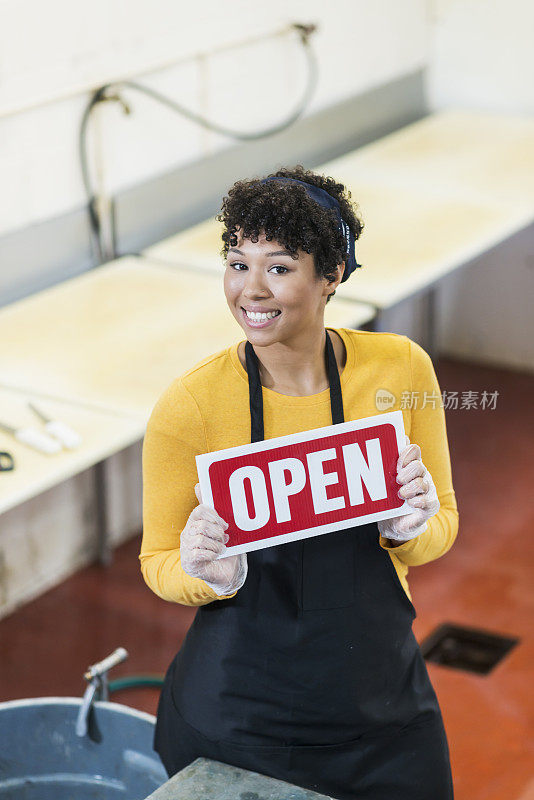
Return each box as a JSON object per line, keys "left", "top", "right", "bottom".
{"left": 420, "top": 622, "right": 519, "bottom": 674}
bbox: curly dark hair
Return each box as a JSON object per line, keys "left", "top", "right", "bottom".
{"left": 216, "top": 165, "right": 364, "bottom": 303}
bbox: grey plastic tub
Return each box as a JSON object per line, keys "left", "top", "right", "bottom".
{"left": 0, "top": 697, "right": 167, "bottom": 799}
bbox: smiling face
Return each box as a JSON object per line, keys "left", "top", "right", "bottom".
{"left": 224, "top": 227, "right": 343, "bottom": 346}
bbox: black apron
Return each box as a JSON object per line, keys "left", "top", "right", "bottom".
{"left": 154, "top": 330, "right": 454, "bottom": 799}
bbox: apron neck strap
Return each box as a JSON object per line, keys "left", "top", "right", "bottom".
{"left": 245, "top": 329, "right": 345, "bottom": 444}
{"left": 326, "top": 328, "right": 345, "bottom": 426}
{"left": 245, "top": 339, "right": 265, "bottom": 443}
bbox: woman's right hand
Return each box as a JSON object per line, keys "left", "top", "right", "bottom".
{"left": 179, "top": 483, "right": 248, "bottom": 596}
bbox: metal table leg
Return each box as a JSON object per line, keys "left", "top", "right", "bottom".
{"left": 94, "top": 460, "right": 112, "bottom": 565}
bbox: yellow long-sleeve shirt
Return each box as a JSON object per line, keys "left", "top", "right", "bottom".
{"left": 140, "top": 328, "right": 459, "bottom": 606}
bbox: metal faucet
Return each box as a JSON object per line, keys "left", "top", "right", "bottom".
{"left": 75, "top": 647, "right": 128, "bottom": 737}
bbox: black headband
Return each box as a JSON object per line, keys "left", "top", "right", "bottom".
{"left": 259, "top": 176, "right": 362, "bottom": 282}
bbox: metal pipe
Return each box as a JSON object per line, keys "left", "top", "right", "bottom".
{"left": 84, "top": 647, "right": 128, "bottom": 681}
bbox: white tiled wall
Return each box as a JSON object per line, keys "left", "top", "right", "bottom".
{"left": 427, "top": 0, "right": 534, "bottom": 114}
{"left": 426, "top": 0, "right": 534, "bottom": 371}
{"left": 0, "top": 0, "right": 429, "bottom": 238}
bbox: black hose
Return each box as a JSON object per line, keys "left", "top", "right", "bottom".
{"left": 79, "top": 23, "right": 319, "bottom": 265}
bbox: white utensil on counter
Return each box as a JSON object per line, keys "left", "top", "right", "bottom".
{"left": 0, "top": 420, "right": 62, "bottom": 454}
{"left": 28, "top": 402, "right": 82, "bottom": 449}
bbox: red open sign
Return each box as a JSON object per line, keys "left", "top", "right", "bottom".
{"left": 196, "top": 410, "right": 412, "bottom": 557}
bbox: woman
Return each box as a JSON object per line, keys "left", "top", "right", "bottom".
{"left": 140, "top": 165, "right": 459, "bottom": 799}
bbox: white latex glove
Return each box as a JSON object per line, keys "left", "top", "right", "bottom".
{"left": 179, "top": 483, "right": 248, "bottom": 597}
{"left": 378, "top": 435, "right": 440, "bottom": 543}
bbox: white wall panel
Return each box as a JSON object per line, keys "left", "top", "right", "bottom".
{"left": 427, "top": 0, "right": 534, "bottom": 114}
{"left": 0, "top": 0, "right": 429, "bottom": 237}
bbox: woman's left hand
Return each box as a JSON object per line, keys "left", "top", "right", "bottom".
{"left": 377, "top": 435, "right": 440, "bottom": 543}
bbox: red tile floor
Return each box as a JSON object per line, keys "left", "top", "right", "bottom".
{"left": 1, "top": 356, "right": 533, "bottom": 799}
